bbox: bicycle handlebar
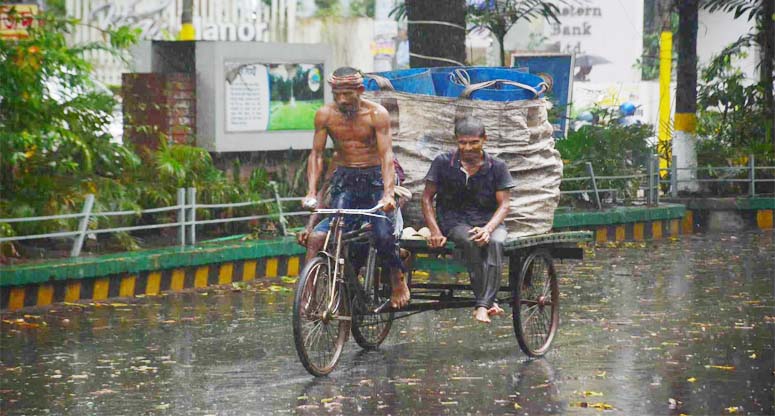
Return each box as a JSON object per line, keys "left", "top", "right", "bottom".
{"left": 313, "top": 203, "right": 386, "bottom": 218}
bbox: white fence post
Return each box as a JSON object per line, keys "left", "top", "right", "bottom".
{"left": 749, "top": 154, "right": 756, "bottom": 197}
{"left": 671, "top": 155, "right": 678, "bottom": 198}
{"left": 70, "top": 194, "right": 95, "bottom": 257}
{"left": 187, "top": 187, "right": 197, "bottom": 245}
{"left": 177, "top": 188, "right": 186, "bottom": 246}
{"left": 271, "top": 182, "right": 288, "bottom": 236}
{"left": 585, "top": 162, "right": 602, "bottom": 210}
{"left": 654, "top": 154, "right": 660, "bottom": 206}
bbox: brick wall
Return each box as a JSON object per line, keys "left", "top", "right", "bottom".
{"left": 122, "top": 73, "right": 196, "bottom": 151}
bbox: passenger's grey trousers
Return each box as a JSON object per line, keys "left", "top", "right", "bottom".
{"left": 447, "top": 223, "right": 507, "bottom": 309}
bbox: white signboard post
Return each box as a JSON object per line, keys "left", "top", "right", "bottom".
{"left": 225, "top": 63, "right": 270, "bottom": 132}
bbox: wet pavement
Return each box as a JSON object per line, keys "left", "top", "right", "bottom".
{"left": 1, "top": 231, "right": 773, "bottom": 415}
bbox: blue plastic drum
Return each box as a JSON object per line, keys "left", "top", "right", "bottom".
{"left": 445, "top": 67, "right": 546, "bottom": 101}
{"left": 363, "top": 68, "right": 436, "bottom": 96}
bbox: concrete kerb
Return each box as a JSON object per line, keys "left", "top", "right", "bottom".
{"left": 0, "top": 204, "right": 699, "bottom": 311}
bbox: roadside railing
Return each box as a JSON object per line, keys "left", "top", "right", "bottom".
{"left": 0, "top": 183, "right": 314, "bottom": 258}
{"left": 660, "top": 154, "right": 775, "bottom": 198}
{"left": 560, "top": 154, "right": 661, "bottom": 209}
{"left": 3, "top": 156, "right": 773, "bottom": 258}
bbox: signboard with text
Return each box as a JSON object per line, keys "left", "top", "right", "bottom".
{"left": 0, "top": 4, "right": 38, "bottom": 40}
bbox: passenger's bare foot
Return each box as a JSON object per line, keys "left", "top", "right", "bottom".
{"left": 390, "top": 271, "right": 410, "bottom": 309}
{"left": 487, "top": 303, "right": 505, "bottom": 317}
{"left": 473, "top": 307, "right": 491, "bottom": 323}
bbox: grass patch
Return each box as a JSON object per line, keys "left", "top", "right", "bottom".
{"left": 269, "top": 100, "right": 323, "bottom": 130}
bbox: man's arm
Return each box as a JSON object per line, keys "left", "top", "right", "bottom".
{"left": 304, "top": 108, "right": 329, "bottom": 206}
{"left": 374, "top": 107, "right": 396, "bottom": 212}
{"left": 470, "top": 189, "right": 510, "bottom": 246}
{"left": 421, "top": 180, "right": 447, "bottom": 248}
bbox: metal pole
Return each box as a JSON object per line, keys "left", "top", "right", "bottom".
{"left": 671, "top": 154, "right": 678, "bottom": 197}
{"left": 70, "top": 194, "right": 95, "bottom": 257}
{"left": 654, "top": 155, "right": 660, "bottom": 206}
{"left": 749, "top": 153, "right": 755, "bottom": 197}
{"left": 586, "top": 162, "right": 602, "bottom": 210}
{"left": 271, "top": 182, "right": 288, "bottom": 236}
{"left": 187, "top": 187, "right": 197, "bottom": 245}
{"left": 177, "top": 188, "right": 186, "bottom": 246}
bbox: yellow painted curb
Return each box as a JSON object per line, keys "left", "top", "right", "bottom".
{"left": 265, "top": 258, "right": 279, "bottom": 278}
{"left": 8, "top": 287, "right": 25, "bottom": 310}
{"left": 652, "top": 221, "right": 663, "bottom": 240}
{"left": 596, "top": 227, "right": 608, "bottom": 243}
{"left": 682, "top": 210, "right": 694, "bottom": 234}
{"left": 615, "top": 225, "right": 626, "bottom": 242}
{"left": 633, "top": 223, "right": 645, "bottom": 241}
{"left": 757, "top": 209, "right": 773, "bottom": 229}
{"left": 287, "top": 256, "right": 300, "bottom": 277}
{"left": 194, "top": 266, "right": 209, "bottom": 288}
{"left": 218, "top": 263, "right": 233, "bottom": 285}
{"left": 119, "top": 275, "right": 136, "bottom": 298}
{"left": 37, "top": 284, "right": 53, "bottom": 307}
{"left": 146, "top": 272, "right": 161, "bottom": 295}
{"left": 243, "top": 260, "right": 257, "bottom": 281}
{"left": 171, "top": 269, "right": 185, "bottom": 291}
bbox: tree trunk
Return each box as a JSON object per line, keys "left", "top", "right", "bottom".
{"left": 675, "top": 0, "right": 697, "bottom": 116}
{"left": 405, "top": 0, "right": 467, "bottom": 67}
{"left": 759, "top": 0, "right": 774, "bottom": 153}
{"left": 498, "top": 33, "right": 506, "bottom": 67}
{"left": 674, "top": 0, "right": 699, "bottom": 193}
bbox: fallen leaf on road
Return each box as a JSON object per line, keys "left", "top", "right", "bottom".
{"left": 706, "top": 365, "right": 735, "bottom": 371}
{"left": 687, "top": 377, "right": 697, "bottom": 383}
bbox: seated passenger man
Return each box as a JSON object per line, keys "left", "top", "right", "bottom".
{"left": 421, "top": 116, "right": 515, "bottom": 323}
{"left": 301, "top": 66, "right": 410, "bottom": 309}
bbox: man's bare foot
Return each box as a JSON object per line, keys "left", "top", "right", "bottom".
{"left": 390, "top": 271, "right": 410, "bottom": 309}
{"left": 473, "top": 307, "right": 491, "bottom": 323}
{"left": 487, "top": 303, "right": 505, "bottom": 317}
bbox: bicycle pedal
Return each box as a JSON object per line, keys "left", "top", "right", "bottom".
{"left": 373, "top": 300, "right": 391, "bottom": 314}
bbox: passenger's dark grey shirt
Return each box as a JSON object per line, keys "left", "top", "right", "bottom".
{"left": 424, "top": 151, "right": 515, "bottom": 234}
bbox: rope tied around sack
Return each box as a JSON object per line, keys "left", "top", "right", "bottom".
{"left": 450, "top": 69, "right": 549, "bottom": 100}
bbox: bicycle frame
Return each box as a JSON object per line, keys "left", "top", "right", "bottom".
{"left": 314, "top": 205, "right": 387, "bottom": 314}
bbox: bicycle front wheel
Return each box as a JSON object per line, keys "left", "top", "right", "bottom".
{"left": 293, "top": 255, "right": 350, "bottom": 376}
{"left": 351, "top": 267, "right": 394, "bottom": 349}
{"left": 513, "top": 249, "right": 559, "bottom": 357}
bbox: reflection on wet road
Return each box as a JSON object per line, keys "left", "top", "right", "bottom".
{"left": 1, "top": 231, "right": 773, "bottom": 415}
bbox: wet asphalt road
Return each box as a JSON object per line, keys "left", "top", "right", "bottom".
{"left": 1, "top": 231, "right": 773, "bottom": 415}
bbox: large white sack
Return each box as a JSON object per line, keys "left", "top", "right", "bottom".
{"left": 364, "top": 91, "right": 562, "bottom": 237}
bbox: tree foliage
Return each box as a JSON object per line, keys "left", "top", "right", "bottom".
{"left": 0, "top": 8, "right": 275, "bottom": 259}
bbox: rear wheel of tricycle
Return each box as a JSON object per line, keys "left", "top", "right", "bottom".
{"left": 351, "top": 267, "right": 394, "bottom": 349}
{"left": 293, "top": 255, "right": 350, "bottom": 376}
{"left": 512, "top": 249, "right": 559, "bottom": 357}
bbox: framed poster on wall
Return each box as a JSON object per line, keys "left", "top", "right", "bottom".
{"left": 224, "top": 63, "right": 324, "bottom": 133}
{"left": 196, "top": 42, "right": 332, "bottom": 152}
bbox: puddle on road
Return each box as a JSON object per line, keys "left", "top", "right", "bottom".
{"left": 1, "top": 231, "right": 773, "bottom": 415}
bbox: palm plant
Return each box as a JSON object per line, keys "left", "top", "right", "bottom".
{"left": 467, "top": 0, "right": 566, "bottom": 66}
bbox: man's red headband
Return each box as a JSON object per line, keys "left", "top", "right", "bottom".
{"left": 327, "top": 72, "right": 363, "bottom": 90}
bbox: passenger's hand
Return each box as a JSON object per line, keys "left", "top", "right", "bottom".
{"left": 428, "top": 232, "right": 447, "bottom": 248}
{"left": 379, "top": 195, "right": 396, "bottom": 213}
{"left": 302, "top": 194, "right": 318, "bottom": 210}
{"left": 469, "top": 226, "right": 491, "bottom": 247}
{"left": 297, "top": 228, "right": 311, "bottom": 246}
